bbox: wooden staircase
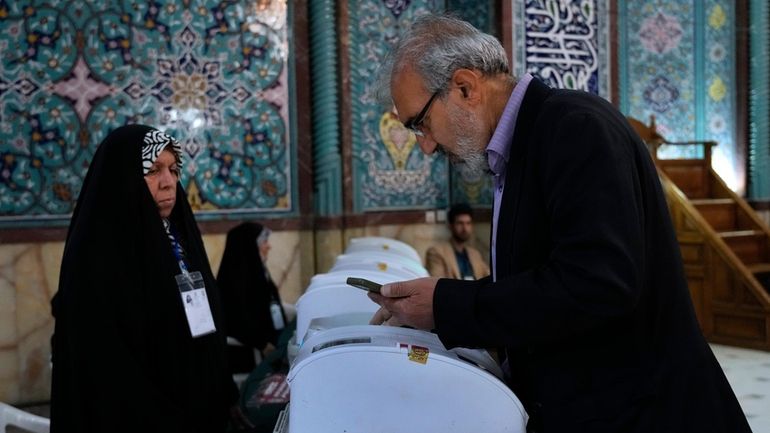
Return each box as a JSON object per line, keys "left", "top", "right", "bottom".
{"left": 628, "top": 117, "right": 770, "bottom": 351}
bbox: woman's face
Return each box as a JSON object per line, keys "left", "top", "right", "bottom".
{"left": 144, "top": 149, "right": 179, "bottom": 218}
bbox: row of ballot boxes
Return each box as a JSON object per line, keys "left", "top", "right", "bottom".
{"left": 279, "top": 237, "right": 527, "bottom": 433}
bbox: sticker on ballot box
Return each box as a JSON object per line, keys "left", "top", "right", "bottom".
{"left": 398, "top": 342, "right": 430, "bottom": 364}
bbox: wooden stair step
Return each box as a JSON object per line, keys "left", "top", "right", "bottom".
{"left": 690, "top": 198, "right": 735, "bottom": 205}
{"left": 659, "top": 163, "right": 711, "bottom": 199}
{"left": 747, "top": 263, "right": 770, "bottom": 274}
{"left": 719, "top": 230, "right": 763, "bottom": 238}
{"left": 692, "top": 199, "right": 738, "bottom": 231}
{"left": 719, "top": 230, "right": 768, "bottom": 264}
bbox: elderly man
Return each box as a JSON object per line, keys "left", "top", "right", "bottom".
{"left": 369, "top": 14, "right": 750, "bottom": 433}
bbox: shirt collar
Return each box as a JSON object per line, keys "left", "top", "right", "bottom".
{"left": 486, "top": 73, "right": 534, "bottom": 176}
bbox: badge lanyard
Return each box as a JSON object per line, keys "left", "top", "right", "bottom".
{"left": 170, "top": 226, "right": 189, "bottom": 275}
{"left": 169, "top": 226, "right": 216, "bottom": 338}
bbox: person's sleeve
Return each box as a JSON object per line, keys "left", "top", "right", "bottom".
{"left": 425, "top": 246, "right": 448, "bottom": 278}
{"left": 434, "top": 111, "right": 645, "bottom": 350}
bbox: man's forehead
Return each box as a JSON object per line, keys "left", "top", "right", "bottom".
{"left": 391, "top": 71, "right": 429, "bottom": 121}
{"left": 391, "top": 68, "right": 427, "bottom": 98}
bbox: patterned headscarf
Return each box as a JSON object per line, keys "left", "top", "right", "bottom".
{"left": 141, "top": 129, "right": 183, "bottom": 176}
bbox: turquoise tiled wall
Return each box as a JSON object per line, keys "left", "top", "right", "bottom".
{"left": 749, "top": 0, "right": 770, "bottom": 199}
{"left": 0, "top": 1, "right": 297, "bottom": 226}
{"left": 618, "top": 0, "right": 739, "bottom": 189}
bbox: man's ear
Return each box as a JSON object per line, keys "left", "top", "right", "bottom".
{"left": 451, "top": 69, "right": 481, "bottom": 105}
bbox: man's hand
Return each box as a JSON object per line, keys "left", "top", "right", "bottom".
{"left": 369, "top": 307, "right": 404, "bottom": 327}
{"left": 368, "top": 277, "right": 439, "bottom": 330}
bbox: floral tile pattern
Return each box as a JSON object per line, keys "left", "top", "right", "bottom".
{"left": 447, "top": 0, "right": 496, "bottom": 208}
{"left": 703, "top": 1, "right": 738, "bottom": 187}
{"left": 348, "top": 0, "right": 449, "bottom": 212}
{"left": 0, "top": 0, "right": 294, "bottom": 226}
{"left": 619, "top": 0, "right": 737, "bottom": 176}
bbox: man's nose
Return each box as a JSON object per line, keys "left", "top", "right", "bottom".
{"left": 416, "top": 135, "right": 437, "bottom": 155}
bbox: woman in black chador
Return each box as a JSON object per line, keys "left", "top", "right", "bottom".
{"left": 51, "top": 125, "right": 238, "bottom": 432}
{"left": 217, "top": 222, "right": 287, "bottom": 374}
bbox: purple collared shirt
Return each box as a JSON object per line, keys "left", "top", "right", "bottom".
{"left": 487, "top": 73, "right": 533, "bottom": 281}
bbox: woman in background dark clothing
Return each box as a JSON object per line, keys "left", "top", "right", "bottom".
{"left": 217, "top": 222, "right": 287, "bottom": 374}
{"left": 51, "top": 125, "right": 240, "bottom": 433}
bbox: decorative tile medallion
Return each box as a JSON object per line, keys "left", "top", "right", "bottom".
{"left": 348, "top": 0, "right": 448, "bottom": 212}
{"left": 0, "top": 0, "right": 294, "bottom": 226}
{"left": 638, "top": 12, "right": 684, "bottom": 55}
{"left": 619, "top": 0, "right": 736, "bottom": 182}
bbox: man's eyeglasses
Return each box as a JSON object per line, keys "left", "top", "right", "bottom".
{"left": 402, "top": 91, "right": 440, "bottom": 137}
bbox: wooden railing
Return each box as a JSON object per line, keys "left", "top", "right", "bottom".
{"left": 660, "top": 171, "right": 770, "bottom": 350}
{"left": 629, "top": 116, "right": 770, "bottom": 350}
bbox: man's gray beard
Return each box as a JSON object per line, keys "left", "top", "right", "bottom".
{"left": 448, "top": 103, "right": 489, "bottom": 178}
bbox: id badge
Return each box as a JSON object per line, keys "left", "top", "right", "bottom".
{"left": 270, "top": 301, "right": 285, "bottom": 331}
{"left": 175, "top": 271, "right": 216, "bottom": 338}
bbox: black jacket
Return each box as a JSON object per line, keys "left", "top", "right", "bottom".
{"left": 434, "top": 79, "right": 751, "bottom": 433}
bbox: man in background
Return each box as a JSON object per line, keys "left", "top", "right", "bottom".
{"left": 426, "top": 203, "right": 490, "bottom": 280}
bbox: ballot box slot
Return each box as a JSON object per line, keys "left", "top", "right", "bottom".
{"left": 312, "top": 337, "right": 372, "bottom": 353}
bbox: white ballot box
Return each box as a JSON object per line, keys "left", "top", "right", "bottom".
{"left": 305, "top": 270, "right": 403, "bottom": 293}
{"left": 294, "top": 284, "right": 380, "bottom": 343}
{"left": 286, "top": 325, "right": 528, "bottom": 433}
{"left": 345, "top": 236, "right": 422, "bottom": 264}
{"left": 331, "top": 252, "right": 428, "bottom": 278}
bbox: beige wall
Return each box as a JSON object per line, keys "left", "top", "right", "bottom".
{"left": 0, "top": 242, "right": 62, "bottom": 404}
{"left": 0, "top": 221, "right": 491, "bottom": 404}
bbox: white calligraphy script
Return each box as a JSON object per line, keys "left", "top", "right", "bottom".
{"left": 525, "top": 0, "right": 598, "bottom": 92}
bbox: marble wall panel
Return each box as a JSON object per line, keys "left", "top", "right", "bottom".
{"left": 14, "top": 245, "right": 55, "bottom": 403}
{"left": 0, "top": 349, "right": 19, "bottom": 403}
{"left": 313, "top": 229, "right": 343, "bottom": 276}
